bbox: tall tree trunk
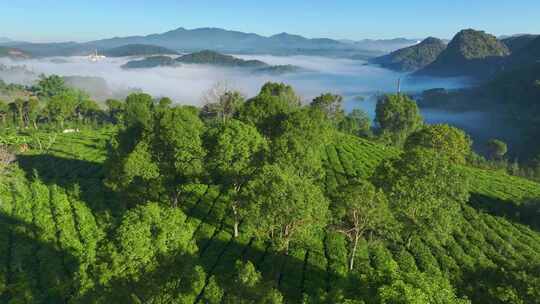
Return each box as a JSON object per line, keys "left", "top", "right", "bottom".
{"left": 233, "top": 221, "right": 239, "bottom": 238}
{"left": 349, "top": 232, "right": 360, "bottom": 271}
{"left": 172, "top": 191, "right": 179, "bottom": 208}
{"left": 232, "top": 204, "right": 239, "bottom": 238}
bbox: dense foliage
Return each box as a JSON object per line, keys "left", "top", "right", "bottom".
{"left": 1, "top": 79, "right": 540, "bottom": 303}
{"left": 405, "top": 124, "right": 472, "bottom": 164}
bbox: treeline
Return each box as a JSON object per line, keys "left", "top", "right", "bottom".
{"left": 0, "top": 75, "right": 116, "bottom": 131}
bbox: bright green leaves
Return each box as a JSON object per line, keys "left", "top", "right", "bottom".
{"left": 375, "top": 94, "right": 423, "bottom": 146}
{"left": 124, "top": 93, "right": 154, "bottom": 130}
{"left": 405, "top": 124, "right": 472, "bottom": 165}
{"left": 240, "top": 164, "right": 329, "bottom": 252}
{"left": 106, "top": 98, "right": 206, "bottom": 206}
{"left": 373, "top": 148, "right": 470, "bottom": 244}
{"left": 204, "top": 119, "right": 267, "bottom": 187}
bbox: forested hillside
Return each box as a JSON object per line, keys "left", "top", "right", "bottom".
{"left": 417, "top": 29, "right": 510, "bottom": 78}
{"left": 1, "top": 77, "right": 539, "bottom": 303}
{"left": 370, "top": 37, "right": 447, "bottom": 72}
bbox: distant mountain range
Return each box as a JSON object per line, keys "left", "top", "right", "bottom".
{"left": 3, "top": 27, "right": 419, "bottom": 58}
{"left": 341, "top": 38, "right": 421, "bottom": 52}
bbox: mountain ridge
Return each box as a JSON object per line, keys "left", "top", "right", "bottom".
{"left": 6, "top": 27, "right": 418, "bottom": 58}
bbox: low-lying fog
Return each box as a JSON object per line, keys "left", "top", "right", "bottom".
{"left": 0, "top": 54, "right": 512, "bottom": 150}
{"left": 0, "top": 55, "right": 467, "bottom": 105}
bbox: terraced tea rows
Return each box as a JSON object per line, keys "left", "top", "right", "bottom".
{"left": 1, "top": 129, "right": 540, "bottom": 303}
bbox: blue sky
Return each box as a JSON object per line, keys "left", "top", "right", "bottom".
{"left": 1, "top": 0, "right": 539, "bottom": 42}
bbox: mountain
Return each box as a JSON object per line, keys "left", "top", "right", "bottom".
{"left": 417, "top": 29, "right": 510, "bottom": 78}
{"left": 89, "top": 27, "right": 377, "bottom": 56}
{"left": 102, "top": 44, "right": 179, "bottom": 57}
{"left": 122, "top": 56, "right": 178, "bottom": 69}
{"left": 504, "top": 35, "right": 540, "bottom": 69}
{"left": 175, "top": 50, "right": 268, "bottom": 68}
{"left": 7, "top": 27, "right": 387, "bottom": 58}
{"left": 0, "top": 37, "right": 12, "bottom": 44}
{"left": 370, "top": 37, "right": 447, "bottom": 72}
{"left": 85, "top": 27, "right": 354, "bottom": 55}
{"left": 502, "top": 34, "right": 539, "bottom": 52}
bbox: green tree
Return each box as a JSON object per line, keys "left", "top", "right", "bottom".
{"left": 241, "top": 164, "right": 329, "bottom": 253}
{"left": 45, "top": 90, "right": 79, "bottom": 128}
{"left": 487, "top": 139, "right": 508, "bottom": 160}
{"left": 259, "top": 82, "right": 301, "bottom": 106}
{"left": 405, "top": 124, "right": 472, "bottom": 164}
{"left": 91, "top": 203, "right": 205, "bottom": 303}
{"left": 310, "top": 93, "right": 345, "bottom": 124}
{"left": 105, "top": 99, "right": 125, "bottom": 124}
{"left": 238, "top": 82, "right": 300, "bottom": 137}
{"left": 153, "top": 106, "right": 206, "bottom": 206}
{"left": 12, "top": 98, "right": 25, "bottom": 128}
{"left": 202, "top": 276, "right": 224, "bottom": 304}
{"left": 270, "top": 107, "right": 333, "bottom": 180}
{"left": 0, "top": 99, "right": 8, "bottom": 126}
{"left": 332, "top": 179, "right": 397, "bottom": 270}
{"left": 24, "top": 99, "right": 40, "bottom": 129}
{"left": 124, "top": 93, "right": 154, "bottom": 130}
{"left": 105, "top": 94, "right": 161, "bottom": 203}
{"left": 33, "top": 74, "right": 69, "bottom": 98}
{"left": 372, "top": 148, "right": 469, "bottom": 246}
{"left": 204, "top": 119, "right": 267, "bottom": 237}
{"left": 339, "top": 109, "right": 372, "bottom": 137}
{"left": 375, "top": 94, "right": 423, "bottom": 146}
{"left": 222, "top": 261, "right": 283, "bottom": 304}
{"left": 76, "top": 99, "right": 100, "bottom": 124}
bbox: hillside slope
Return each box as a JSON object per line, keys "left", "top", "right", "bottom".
{"left": 502, "top": 34, "right": 539, "bottom": 52}
{"left": 371, "top": 37, "right": 447, "bottom": 72}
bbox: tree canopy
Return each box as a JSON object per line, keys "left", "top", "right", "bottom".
{"left": 372, "top": 148, "right": 470, "bottom": 245}
{"left": 405, "top": 124, "right": 472, "bottom": 164}
{"left": 375, "top": 94, "right": 423, "bottom": 146}
{"left": 240, "top": 164, "right": 330, "bottom": 253}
